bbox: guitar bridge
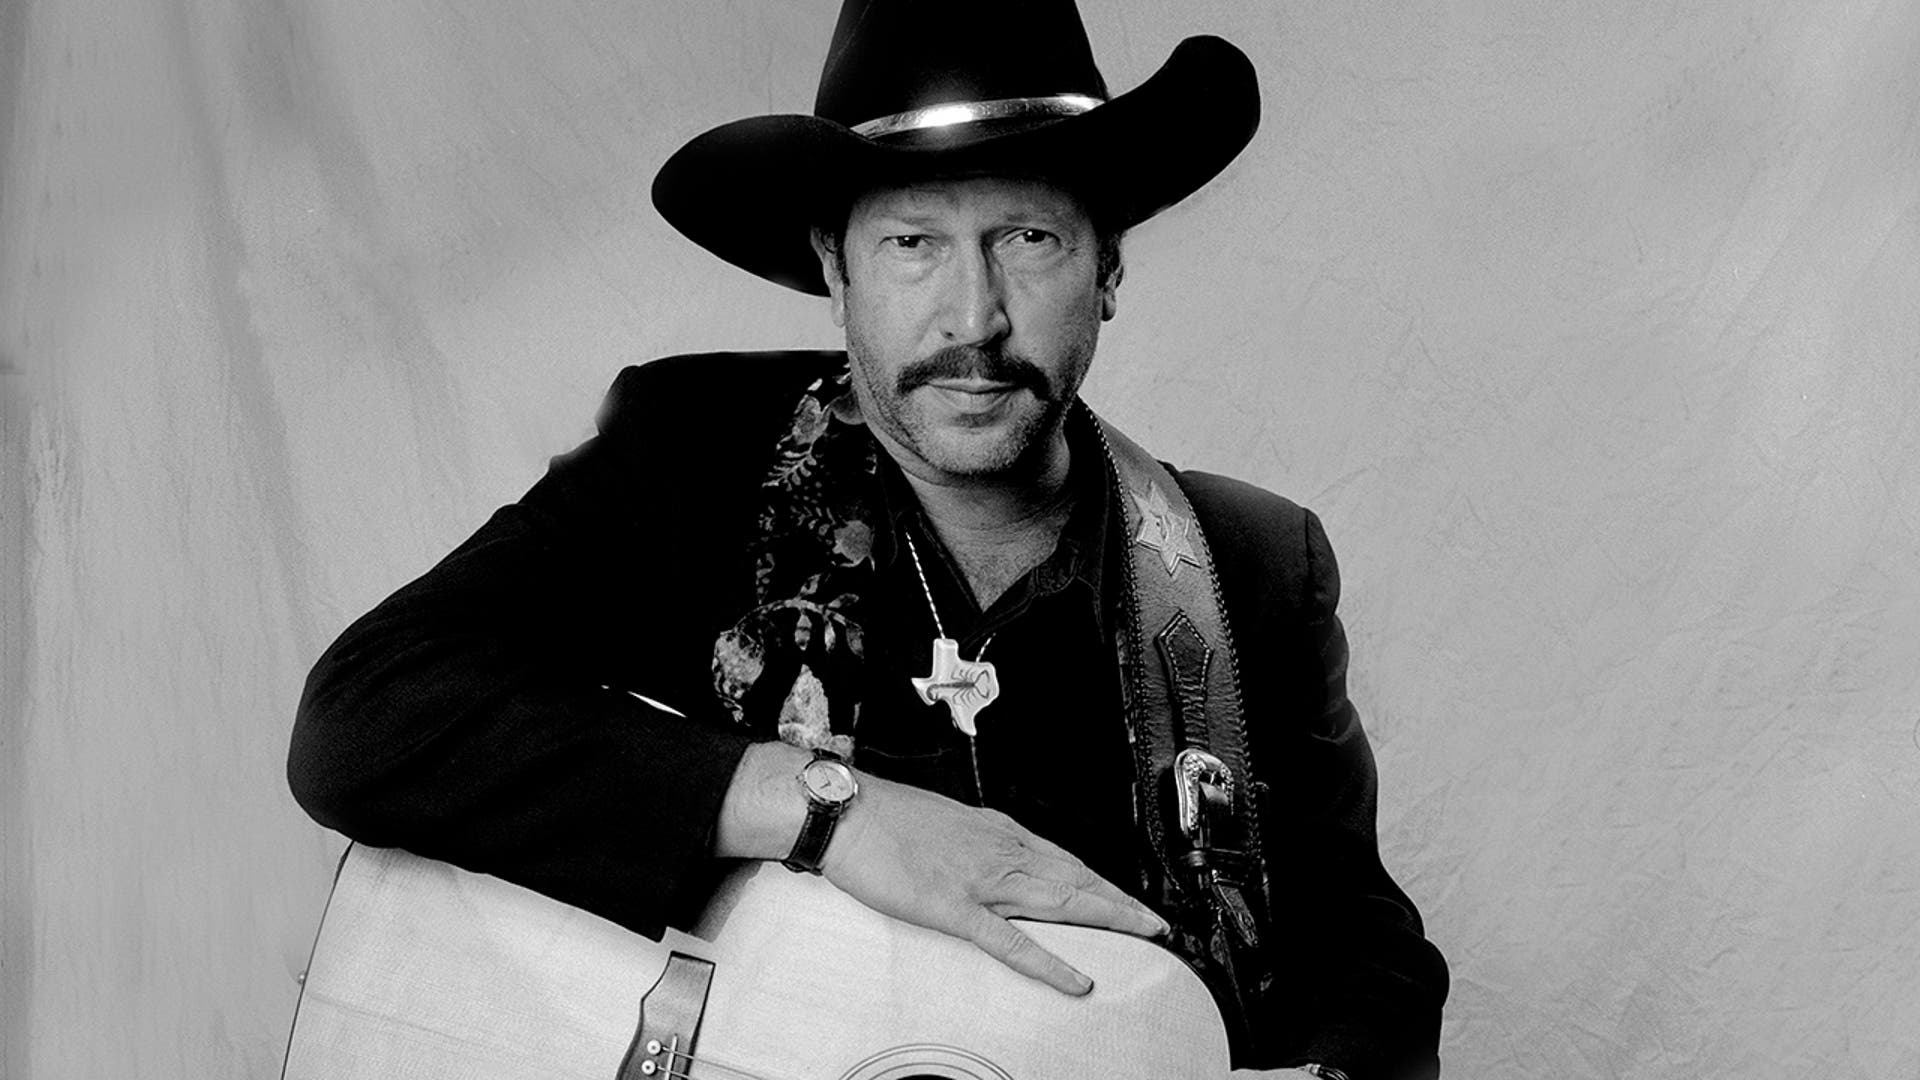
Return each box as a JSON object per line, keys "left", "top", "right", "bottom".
{"left": 617, "top": 952, "right": 715, "bottom": 1080}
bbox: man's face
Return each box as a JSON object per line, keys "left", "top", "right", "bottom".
{"left": 814, "top": 176, "right": 1117, "bottom": 485}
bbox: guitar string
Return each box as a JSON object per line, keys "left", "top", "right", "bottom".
{"left": 657, "top": 1043, "right": 1003, "bottom": 1080}
{"left": 653, "top": 1037, "right": 787, "bottom": 1080}
{"left": 655, "top": 1050, "right": 785, "bottom": 1080}
{"left": 657, "top": 1063, "right": 758, "bottom": 1080}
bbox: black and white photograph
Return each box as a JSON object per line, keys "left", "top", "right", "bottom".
{"left": 2, "top": 1, "right": 1916, "bottom": 1077}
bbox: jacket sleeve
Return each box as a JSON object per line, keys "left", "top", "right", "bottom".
{"left": 1184, "top": 474, "right": 1449, "bottom": 1079}
{"left": 287, "top": 355, "right": 818, "bottom": 937}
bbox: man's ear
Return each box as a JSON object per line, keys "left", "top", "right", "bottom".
{"left": 809, "top": 228, "right": 847, "bottom": 328}
{"left": 1100, "top": 261, "right": 1122, "bottom": 322}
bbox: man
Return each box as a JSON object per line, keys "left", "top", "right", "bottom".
{"left": 289, "top": 1, "right": 1448, "bottom": 1077}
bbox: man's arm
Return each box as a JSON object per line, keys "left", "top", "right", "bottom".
{"left": 1275, "top": 510, "right": 1447, "bottom": 1079}
{"left": 288, "top": 355, "right": 815, "bottom": 935}
{"left": 1184, "top": 474, "right": 1450, "bottom": 1079}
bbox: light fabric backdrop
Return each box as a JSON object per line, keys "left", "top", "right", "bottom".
{"left": 3, "top": 1, "right": 1917, "bottom": 1076}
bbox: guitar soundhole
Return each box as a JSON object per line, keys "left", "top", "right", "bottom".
{"left": 840, "top": 1044, "right": 1014, "bottom": 1080}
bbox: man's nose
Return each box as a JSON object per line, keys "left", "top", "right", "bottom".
{"left": 937, "top": 244, "right": 1011, "bottom": 345}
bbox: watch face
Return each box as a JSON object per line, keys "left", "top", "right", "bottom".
{"left": 802, "top": 759, "right": 857, "bottom": 803}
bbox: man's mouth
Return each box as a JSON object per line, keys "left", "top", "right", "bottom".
{"left": 924, "top": 379, "right": 1021, "bottom": 414}
{"left": 927, "top": 377, "right": 1018, "bottom": 394}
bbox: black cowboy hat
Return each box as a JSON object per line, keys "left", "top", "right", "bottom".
{"left": 651, "top": 0, "right": 1260, "bottom": 296}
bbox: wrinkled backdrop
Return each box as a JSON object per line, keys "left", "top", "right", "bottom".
{"left": 3, "top": 0, "right": 1917, "bottom": 1076}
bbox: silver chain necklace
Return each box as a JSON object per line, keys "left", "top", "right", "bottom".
{"left": 902, "top": 531, "right": 1001, "bottom": 738}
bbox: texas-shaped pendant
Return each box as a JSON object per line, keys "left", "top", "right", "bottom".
{"left": 911, "top": 637, "right": 1000, "bottom": 737}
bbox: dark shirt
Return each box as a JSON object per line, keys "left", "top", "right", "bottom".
{"left": 289, "top": 351, "right": 1447, "bottom": 1078}
{"left": 857, "top": 404, "right": 1144, "bottom": 897}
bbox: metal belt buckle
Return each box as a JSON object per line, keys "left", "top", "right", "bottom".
{"left": 1172, "top": 747, "right": 1236, "bottom": 848}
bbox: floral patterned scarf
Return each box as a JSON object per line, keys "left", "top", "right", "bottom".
{"left": 710, "top": 370, "right": 878, "bottom": 759}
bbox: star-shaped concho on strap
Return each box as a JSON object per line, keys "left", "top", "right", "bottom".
{"left": 1133, "top": 481, "right": 1202, "bottom": 578}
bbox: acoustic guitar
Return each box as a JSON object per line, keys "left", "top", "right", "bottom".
{"left": 282, "top": 844, "right": 1232, "bottom": 1079}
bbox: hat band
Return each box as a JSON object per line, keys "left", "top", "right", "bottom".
{"left": 851, "top": 94, "right": 1104, "bottom": 140}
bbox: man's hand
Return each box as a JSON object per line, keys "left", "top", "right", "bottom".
{"left": 820, "top": 770, "right": 1170, "bottom": 995}
{"left": 715, "top": 741, "right": 1168, "bottom": 996}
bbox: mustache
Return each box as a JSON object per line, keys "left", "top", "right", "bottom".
{"left": 895, "top": 344, "right": 1052, "bottom": 398}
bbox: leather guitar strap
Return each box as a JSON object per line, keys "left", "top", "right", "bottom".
{"left": 1092, "top": 409, "right": 1272, "bottom": 1054}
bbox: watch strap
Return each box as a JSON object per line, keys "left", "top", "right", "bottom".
{"left": 782, "top": 797, "right": 843, "bottom": 874}
{"left": 781, "top": 753, "right": 852, "bottom": 875}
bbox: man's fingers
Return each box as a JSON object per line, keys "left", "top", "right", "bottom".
{"left": 987, "top": 869, "right": 1170, "bottom": 937}
{"left": 1012, "top": 830, "right": 1167, "bottom": 926}
{"left": 997, "top": 847, "right": 1169, "bottom": 937}
{"left": 1013, "top": 827, "right": 1078, "bottom": 863}
{"left": 821, "top": 780, "right": 1167, "bottom": 996}
{"left": 964, "top": 908, "right": 1093, "bottom": 996}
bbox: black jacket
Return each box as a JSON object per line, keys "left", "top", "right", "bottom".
{"left": 290, "top": 352, "right": 1447, "bottom": 1077}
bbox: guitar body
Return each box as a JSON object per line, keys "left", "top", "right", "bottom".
{"left": 283, "top": 845, "right": 1231, "bottom": 1079}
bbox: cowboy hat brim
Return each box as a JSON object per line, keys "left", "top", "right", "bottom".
{"left": 651, "top": 35, "right": 1259, "bottom": 296}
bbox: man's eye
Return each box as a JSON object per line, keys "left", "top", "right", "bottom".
{"left": 884, "top": 235, "right": 929, "bottom": 250}
{"left": 1000, "top": 229, "right": 1064, "bottom": 255}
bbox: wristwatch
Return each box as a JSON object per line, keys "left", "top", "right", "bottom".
{"left": 781, "top": 750, "right": 858, "bottom": 874}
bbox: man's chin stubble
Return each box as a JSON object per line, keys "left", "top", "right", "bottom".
{"left": 897, "top": 396, "right": 1065, "bottom": 481}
